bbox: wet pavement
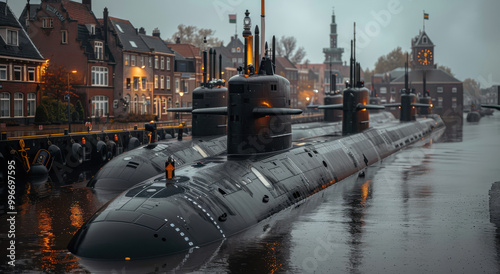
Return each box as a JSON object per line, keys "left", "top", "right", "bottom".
{"left": 1, "top": 113, "right": 500, "bottom": 273}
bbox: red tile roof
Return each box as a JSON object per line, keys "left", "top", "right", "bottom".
{"left": 62, "top": 0, "right": 98, "bottom": 25}
{"left": 168, "top": 43, "right": 201, "bottom": 58}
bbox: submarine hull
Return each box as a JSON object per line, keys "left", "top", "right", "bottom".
{"left": 69, "top": 115, "right": 445, "bottom": 260}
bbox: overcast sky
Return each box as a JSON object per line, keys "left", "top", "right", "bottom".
{"left": 8, "top": 0, "right": 500, "bottom": 87}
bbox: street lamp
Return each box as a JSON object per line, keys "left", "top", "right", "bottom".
{"left": 67, "top": 70, "right": 77, "bottom": 133}
{"left": 179, "top": 91, "right": 184, "bottom": 124}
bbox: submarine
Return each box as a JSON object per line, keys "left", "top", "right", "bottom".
{"left": 68, "top": 13, "right": 445, "bottom": 260}
{"left": 88, "top": 28, "right": 392, "bottom": 197}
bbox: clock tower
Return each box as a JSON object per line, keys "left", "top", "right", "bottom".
{"left": 411, "top": 30, "right": 435, "bottom": 70}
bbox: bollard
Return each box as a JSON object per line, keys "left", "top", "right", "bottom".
{"left": 177, "top": 124, "right": 183, "bottom": 141}
{"left": 1, "top": 132, "right": 6, "bottom": 140}
{"left": 64, "top": 129, "right": 68, "bottom": 135}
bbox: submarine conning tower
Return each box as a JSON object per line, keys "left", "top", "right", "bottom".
{"left": 324, "top": 93, "right": 343, "bottom": 122}
{"left": 418, "top": 90, "right": 432, "bottom": 116}
{"left": 400, "top": 91, "right": 418, "bottom": 121}
{"left": 227, "top": 10, "right": 302, "bottom": 155}
{"left": 168, "top": 39, "right": 228, "bottom": 137}
{"left": 342, "top": 86, "right": 371, "bottom": 135}
{"left": 193, "top": 10, "right": 302, "bottom": 155}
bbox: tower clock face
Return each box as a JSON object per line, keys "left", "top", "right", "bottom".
{"left": 417, "top": 49, "right": 433, "bottom": 66}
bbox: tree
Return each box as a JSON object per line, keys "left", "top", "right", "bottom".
{"left": 75, "top": 100, "right": 85, "bottom": 122}
{"left": 373, "top": 47, "right": 407, "bottom": 74}
{"left": 276, "top": 36, "right": 306, "bottom": 64}
{"left": 34, "top": 104, "right": 50, "bottom": 124}
{"left": 463, "top": 78, "right": 481, "bottom": 98}
{"left": 437, "top": 65, "right": 454, "bottom": 76}
{"left": 40, "top": 63, "right": 79, "bottom": 121}
{"left": 168, "top": 24, "right": 222, "bottom": 48}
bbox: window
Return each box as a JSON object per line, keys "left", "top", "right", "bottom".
{"left": 237, "top": 47, "right": 241, "bottom": 52}
{"left": 175, "top": 78, "right": 179, "bottom": 93}
{"left": 166, "top": 76, "right": 170, "bottom": 89}
{"left": 14, "top": 93, "right": 23, "bottom": 117}
{"left": 380, "top": 87, "right": 387, "bottom": 94}
{"left": 452, "top": 87, "right": 457, "bottom": 93}
{"left": 167, "top": 58, "right": 170, "bottom": 70}
{"left": 238, "top": 58, "right": 243, "bottom": 64}
{"left": 231, "top": 48, "right": 236, "bottom": 53}
{"left": 133, "top": 77, "right": 139, "bottom": 90}
{"left": 129, "top": 41, "right": 137, "bottom": 48}
{"left": 162, "top": 98, "right": 167, "bottom": 114}
{"left": 124, "top": 94, "right": 131, "bottom": 113}
{"left": 438, "top": 97, "right": 443, "bottom": 107}
{"left": 92, "top": 95, "right": 108, "bottom": 117}
{"left": 154, "top": 56, "right": 159, "bottom": 69}
{"left": 91, "top": 67, "right": 108, "bottom": 86}
{"left": 14, "top": 66, "right": 22, "bottom": 81}
{"left": 61, "top": 30, "right": 68, "bottom": 44}
{"left": 27, "top": 93, "right": 36, "bottom": 116}
{"left": 154, "top": 75, "right": 159, "bottom": 89}
{"left": 141, "top": 77, "right": 147, "bottom": 90}
{"left": 124, "top": 54, "right": 130, "bottom": 66}
{"left": 131, "top": 55, "right": 136, "bottom": 66}
{"left": 153, "top": 98, "right": 158, "bottom": 115}
{"left": 437, "top": 87, "right": 443, "bottom": 93}
{"left": 452, "top": 97, "right": 457, "bottom": 108}
{"left": 0, "top": 93, "right": 10, "bottom": 117}
{"left": 160, "top": 75, "right": 165, "bottom": 89}
{"left": 161, "top": 57, "right": 165, "bottom": 70}
{"left": 0, "top": 65, "right": 7, "bottom": 80}
{"left": 115, "top": 24, "right": 124, "bottom": 33}
{"left": 183, "top": 81, "right": 188, "bottom": 93}
{"left": 148, "top": 57, "right": 152, "bottom": 67}
{"left": 133, "top": 95, "right": 138, "bottom": 113}
{"left": 141, "top": 95, "right": 146, "bottom": 114}
{"left": 140, "top": 56, "right": 145, "bottom": 68}
{"left": 390, "top": 87, "right": 395, "bottom": 93}
{"left": 28, "top": 68, "right": 35, "bottom": 82}
{"left": 7, "top": 30, "right": 18, "bottom": 46}
{"left": 95, "top": 41, "right": 103, "bottom": 59}
{"left": 90, "top": 25, "right": 95, "bottom": 35}
{"left": 126, "top": 78, "right": 131, "bottom": 89}
{"left": 42, "top": 18, "right": 53, "bottom": 28}
{"left": 232, "top": 58, "right": 237, "bottom": 63}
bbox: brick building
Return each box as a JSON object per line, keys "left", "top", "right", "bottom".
{"left": 213, "top": 35, "right": 244, "bottom": 82}
{"left": 21, "top": 0, "right": 115, "bottom": 120}
{"left": 275, "top": 56, "right": 298, "bottom": 108}
{"left": 0, "top": 2, "right": 46, "bottom": 126}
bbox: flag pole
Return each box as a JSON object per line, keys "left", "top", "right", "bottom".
{"left": 423, "top": 10, "right": 425, "bottom": 31}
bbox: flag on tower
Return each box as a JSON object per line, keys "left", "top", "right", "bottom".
{"left": 424, "top": 13, "right": 429, "bottom": 20}
{"left": 229, "top": 14, "right": 236, "bottom": 24}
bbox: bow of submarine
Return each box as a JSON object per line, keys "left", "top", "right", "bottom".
{"left": 69, "top": 176, "right": 227, "bottom": 260}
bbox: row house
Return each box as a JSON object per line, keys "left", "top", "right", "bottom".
{"left": 168, "top": 41, "right": 203, "bottom": 112}
{"left": 21, "top": 0, "right": 115, "bottom": 120}
{"left": 106, "top": 14, "right": 175, "bottom": 121}
{"left": 275, "top": 56, "right": 298, "bottom": 108}
{"left": 0, "top": 2, "right": 46, "bottom": 125}
{"left": 213, "top": 35, "right": 244, "bottom": 82}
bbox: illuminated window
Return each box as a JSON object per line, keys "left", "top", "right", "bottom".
{"left": 161, "top": 57, "right": 165, "bottom": 70}
{"left": 154, "top": 75, "right": 159, "bottom": 89}
{"left": 27, "top": 93, "right": 36, "bottom": 116}
{"left": 148, "top": 57, "right": 152, "bottom": 67}
{"left": 124, "top": 54, "right": 130, "bottom": 66}
{"left": 236, "top": 47, "right": 241, "bottom": 52}
{"left": 167, "top": 58, "right": 171, "bottom": 70}
{"left": 155, "top": 56, "right": 159, "bottom": 69}
{"left": 140, "top": 56, "right": 145, "bottom": 67}
{"left": 14, "top": 93, "right": 23, "bottom": 117}
{"left": 162, "top": 98, "right": 168, "bottom": 114}
{"left": 1, "top": 92, "right": 10, "bottom": 117}
{"left": 160, "top": 75, "right": 165, "bottom": 89}
{"left": 175, "top": 78, "right": 179, "bottom": 93}
{"left": 166, "top": 76, "right": 170, "bottom": 89}
{"left": 133, "top": 95, "right": 138, "bottom": 113}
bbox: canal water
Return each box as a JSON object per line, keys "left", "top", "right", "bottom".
{"left": 1, "top": 113, "right": 499, "bottom": 273}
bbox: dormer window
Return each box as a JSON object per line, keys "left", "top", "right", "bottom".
{"left": 236, "top": 47, "right": 241, "bottom": 53}
{"left": 7, "top": 29, "right": 18, "bottom": 46}
{"left": 423, "top": 36, "right": 427, "bottom": 44}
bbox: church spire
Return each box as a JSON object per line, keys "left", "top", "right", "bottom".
{"left": 323, "top": 8, "right": 344, "bottom": 65}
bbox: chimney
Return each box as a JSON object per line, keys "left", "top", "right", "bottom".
{"left": 103, "top": 7, "right": 108, "bottom": 47}
{"left": 139, "top": 27, "right": 146, "bottom": 35}
{"left": 26, "top": 0, "right": 31, "bottom": 28}
{"left": 175, "top": 37, "right": 181, "bottom": 44}
{"left": 152, "top": 27, "right": 160, "bottom": 38}
{"left": 82, "top": 0, "right": 92, "bottom": 11}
